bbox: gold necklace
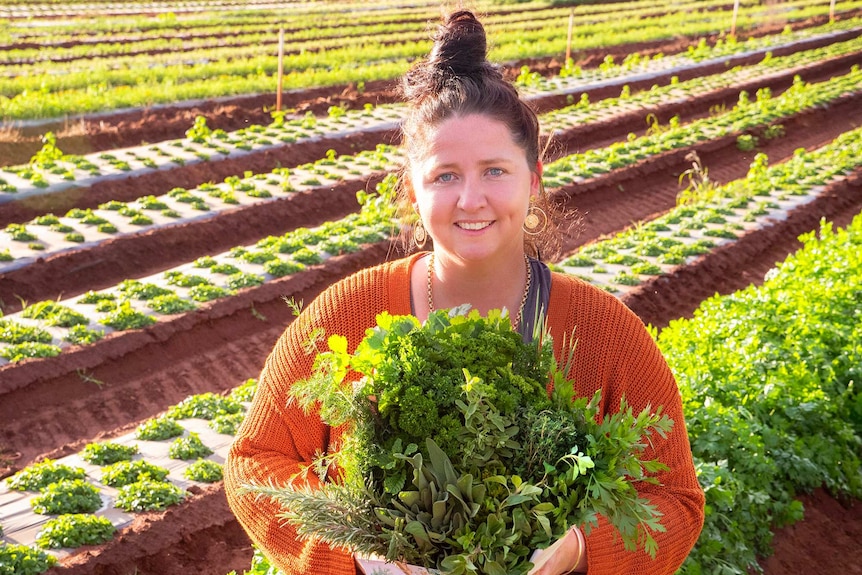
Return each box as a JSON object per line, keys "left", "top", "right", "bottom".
{"left": 427, "top": 253, "right": 532, "bottom": 329}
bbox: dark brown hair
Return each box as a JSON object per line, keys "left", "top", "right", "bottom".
{"left": 396, "top": 10, "right": 565, "bottom": 259}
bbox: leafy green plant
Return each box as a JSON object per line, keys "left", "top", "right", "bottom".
{"left": 31, "top": 479, "right": 102, "bottom": 515}
{"left": 188, "top": 284, "right": 232, "bottom": 302}
{"left": 64, "top": 325, "right": 105, "bottom": 345}
{"left": 101, "top": 459, "right": 169, "bottom": 487}
{"left": 114, "top": 479, "right": 185, "bottom": 512}
{"left": 0, "top": 543, "right": 57, "bottom": 574}
{"left": 164, "top": 271, "right": 211, "bottom": 287}
{"left": 135, "top": 416, "right": 185, "bottom": 441}
{"left": 263, "top": 259, "right": 304, "bottom": 277}
{"left": 36, "top": 513, "right": 116, "bottom": 548}
{"left": 663, "top": 215, "right": 862, "bottom": 574}
{"left": 0, "top": 319, "right": 52, "bottom": 345}
{"left": 168, "top": 433, "right": 213, "bottom": 460}
{"left": 148, "top": 294, "right": 197, "bottom": 315}
{"left": 21, "top": 301, "right": 89, "bottom": 327}
{"left": 0, "top": 342, "right": 62, "bottom": 362}
{"left": 99, "top": 301, "right": 157, "bottom": 331}
{"left": 117, "top": 279, "right": 172, "bottom": 300}
{"left": 78, "top": 290, "right": 116, "bottom": 304}
{"left": 230, "top": 378, "right": 258, "bottom": 403}
{"left": 736, "top": 134, "right": 758, "bottom": 151}
{"left": 210, "top": 411, "right": 246, "bottom": 435}
{"left": 183, "top": 459, "right": 223, "bottom": 483}
{"left": 5, "top": 460, "right": 86, "bottom": 491}
{"left": 80, "top": 442, "right": 139, "bottom": 466}
{"left": 167, "top": 392, "right": 243, "bottom": 420}
{"left": 186, "top": 115, "right": 212, "bottom": 143}
{"left": 226, "top": 272, "right": 265, "bottom": 290}
{"left": 762, "top": 123, "right": 785, "bottom": 140}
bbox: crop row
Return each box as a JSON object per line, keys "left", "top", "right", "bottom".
{"left": 0, "top": 379, "right": 260, "bottom": 571}
{"left": 0, "top": 52, "right": 858, "bottom": 321}
{"left": 3, "top": 0, "right": 857, "bottom": 119}
{"left": 2, "top": 104, "right": 859, "bottom": 368}
{"left": 536, "top": 32, "right": 862, "bottom": 134}
{"left": 1, "top": 0, "right": 713, "bottom": 64}
{"left": 1, "top": 25, "right": 856, "bottom": 219}
{"left": 542, "top": 65, "right": 861, "bottom": 185}
{"left": 0, "top": 60, "right": 854, "bottom": 286}
{"left": 0, "top": 104, "right": 403, "bottom": 200}
{"left": 556, "top": 126, "right": 862, "bottom": 292}
{"left": 0, "top": 175, "right": 398, "bottom": 365}
{"left": 0, "top": 0, "right": 747, "bottom": 46}
{"left": 660, "top": 212, "right": 862, "bottom": 573}
{"left": 0, "top": 19, "right": 801, "bottom": 196}
{"left": 516, "top": 19, "right": 862, "bottom": 97}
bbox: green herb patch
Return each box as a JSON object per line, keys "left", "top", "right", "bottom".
{"left": 80, "top": 442, "right": 139, "bottom": 466}
{"left": 166, "top": 392, "right": 243, "bottom": 420}
{"left": 135, "top": 416, "right": 185, "bottom": 441}
{"left": 148, "top": 293, "right": 198, "bottom": 315}
{"left": 662, "top": 215, "right": 862, "bottom": 574}
{"left": 0, "top": 543, "right": 57, "bottom": 574}
{"left": 210, "top": 412, "right": 246, "bottom": 435}
{"left": 31, "top": 479, "right": 102, "bottom": 515}
{"left": 101, "top": 460, "right": 169, "bottom": 487}
{"left": 0, "top": 320, "right": 53, "bottom": 345}
{"left": 168, "top": 433, "right": 213, "bottom": 460}
{"left": 21, "top": 301, "right": 89, "bottom": 327}
{"left": 0, "top": 342, "right": 62, "bottom": 362}
{"left": 114, "top": 479, "right": 185, "bottom": 512}
{"left": 5, "top": 460, "right": 86, "bottom": 491}
{"left": 183, "top": 459, "right": 223, "bottom": 483}
{"left": 36, "top": 514, "right": 116, "bottom": 549}
{"left": 99, "top": 302, "right": 156, "bottom": 331}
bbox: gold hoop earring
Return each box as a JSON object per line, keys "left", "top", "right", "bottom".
{"left": 524, "top": 203, "right": 547, "bottom": 235}
{"left": 413, "top": 219, "right": 427, "bottom": 248}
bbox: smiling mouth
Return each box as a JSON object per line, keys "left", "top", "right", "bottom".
{"left": 457, "top": 221, "right": 493, "bottom": 231}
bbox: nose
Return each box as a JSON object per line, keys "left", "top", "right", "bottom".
{"left": 456, "top": 175, "right": 487, "bottom": 212}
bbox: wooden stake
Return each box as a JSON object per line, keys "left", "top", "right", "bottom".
{"left": 565, "top": 10, "right": 574, "bottom": 64}
{"left": 830, "top": 0, "right": 837, "bottom": 23}
{"left": 276, "top": 26, "right": 284, "bottom": 112}
{"left": 730, "top": 0, "right": 740, "bottom": 37}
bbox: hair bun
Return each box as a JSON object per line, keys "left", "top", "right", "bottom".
{"left": 428, "top": 9, "right": 488, "bottom": 75}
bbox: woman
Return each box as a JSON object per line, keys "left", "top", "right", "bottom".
{"left": 224, "top": 10, "right": 704, "bottom": 575}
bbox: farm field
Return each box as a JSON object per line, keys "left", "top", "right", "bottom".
{"left": 1, "top": 0, "right": 861, "bottom": 574}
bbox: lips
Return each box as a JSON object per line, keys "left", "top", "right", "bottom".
{"left": 456, "top": 221, "right": 493, "bottom": 231}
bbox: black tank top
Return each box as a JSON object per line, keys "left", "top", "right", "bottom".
{"left": 518, "top": 257, "right": 552, "bottom": 342}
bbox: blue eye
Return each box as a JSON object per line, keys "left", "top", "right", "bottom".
{"left": 488, "top": 167, "right": 504, "bottom": 177}
{"left": 436, "top": 173, "right": 455, "bottom": 183}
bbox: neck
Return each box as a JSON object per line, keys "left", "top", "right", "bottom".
{"left": 428, "top": 252, "right": 530, "bottom": 323}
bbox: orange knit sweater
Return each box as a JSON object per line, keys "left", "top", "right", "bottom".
{"left": 224, "top": 253, "right": 705, "bottom": 575}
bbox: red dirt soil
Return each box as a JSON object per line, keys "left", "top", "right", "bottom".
{"left": 0, "top": 20, "right": 860, "bottom": 575}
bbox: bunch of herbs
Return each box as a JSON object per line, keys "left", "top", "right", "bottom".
{"left": 247, "top": 307, "right": 671, "bottom": 575}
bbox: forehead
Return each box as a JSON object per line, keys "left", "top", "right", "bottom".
{"left": 411, "top": 113, "right": 525, "bottom": 164}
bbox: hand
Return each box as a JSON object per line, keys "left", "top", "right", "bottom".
{"left": 528, "top": 526, "right": 586, "bottom": 575}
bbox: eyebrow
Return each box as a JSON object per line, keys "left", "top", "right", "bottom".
{"left": 431, "top": 158, "right": 515, "bottom": 170}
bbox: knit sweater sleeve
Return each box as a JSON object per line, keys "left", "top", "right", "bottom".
{"left": 223, "top": 257, "right": 415, "bottom": 575}
{"left": 547, "top": 274, "right": 705, "bottom": 575}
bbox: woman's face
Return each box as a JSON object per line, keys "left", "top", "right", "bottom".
{"left": 409, "top": 113, "right": 540, "bottom": 265}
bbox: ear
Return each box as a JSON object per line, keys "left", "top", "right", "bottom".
{"left": 531, "top": 161, "right": 543, "bottom": 198}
